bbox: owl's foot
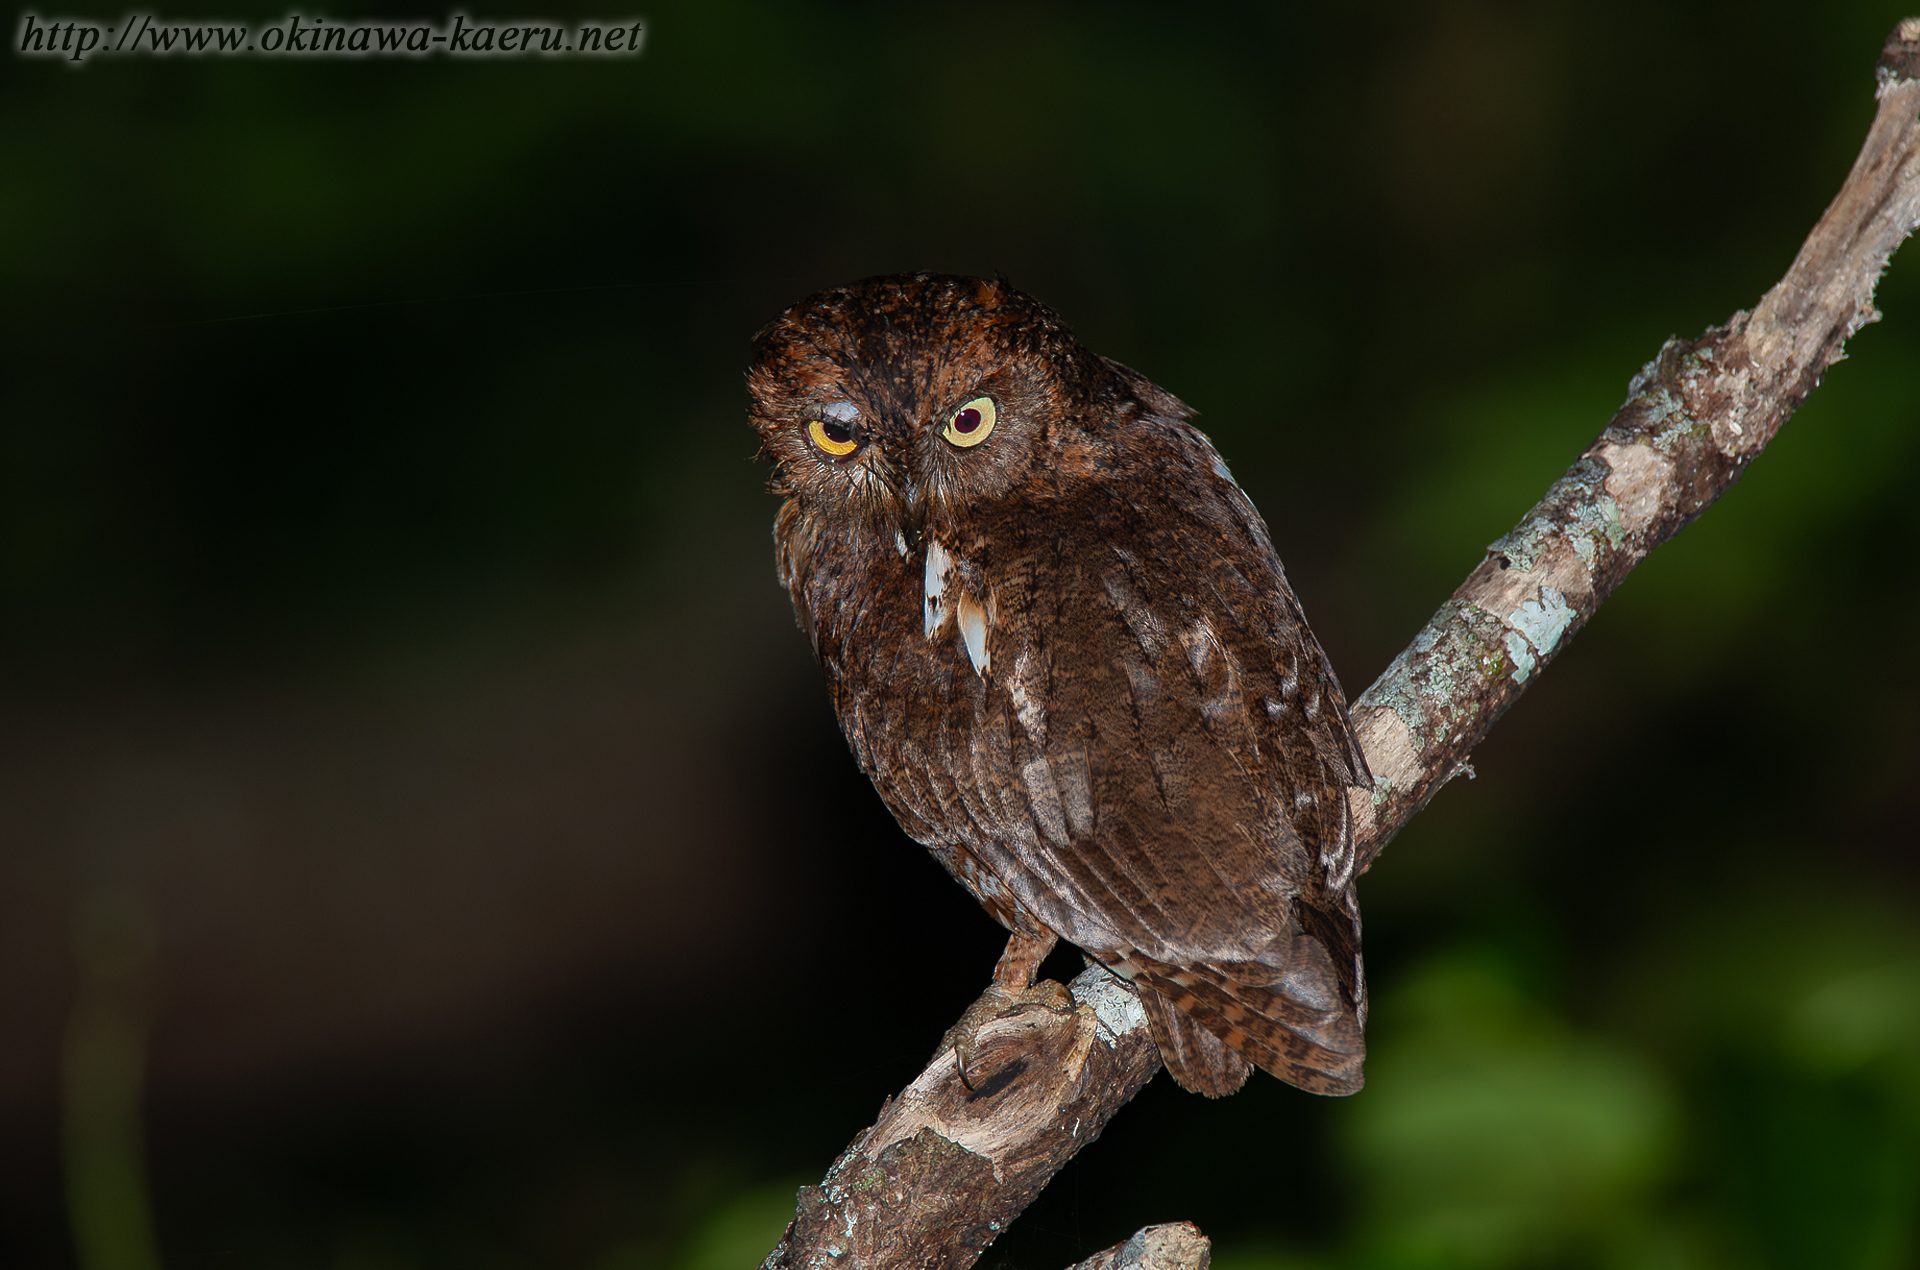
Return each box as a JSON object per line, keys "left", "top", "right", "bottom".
{"left": 942, "top": 931, "right": 1072, "bottom": 1092}
{"left": 989, "top": 929, "right": 1058, "bottom": 994}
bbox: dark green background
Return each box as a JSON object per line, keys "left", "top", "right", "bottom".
{"left": 3, "top": 3, "right": 1917, "bottom": 1268}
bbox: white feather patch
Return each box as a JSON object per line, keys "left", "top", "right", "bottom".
{"left": 923, "top": 539, "right": 953, "bottom": 638}
{"left": 924, "top": 537, "right": 990, "bottom": 677}
{"left": 1008, "top": 646, "right": 1046, "bottom": 740}
{"left": 1021, "top": 756, "right": 1070, "bottom": 848}
{"left": 1052, "top": 747, "right": 1094, "bottom": 838}
{"left": 957, "top": 593, "right": 990, "bottom": 676}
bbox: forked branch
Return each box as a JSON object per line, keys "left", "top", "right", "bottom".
{"left": 763, "top": 21, "right": 1920, "bottom": 1270}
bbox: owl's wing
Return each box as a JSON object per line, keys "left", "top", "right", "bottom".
{"left": 791, "top": 418, "right": 1371, "bottom": 1095}
{"left": 921, "top": 427, "right": 1369, "bottom": 1095}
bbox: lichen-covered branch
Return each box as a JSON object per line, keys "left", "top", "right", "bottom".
{"left": 763, "top": 21, "right": 1920, "bottom": 1270}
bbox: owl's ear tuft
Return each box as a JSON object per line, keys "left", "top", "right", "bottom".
{"left": 1099, "top": 356, "right": 1196, "bottom": 423}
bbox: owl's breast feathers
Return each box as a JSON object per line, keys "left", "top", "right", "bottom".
{"left": 783, "top": 416, "right": 1374, "bottom": 1097}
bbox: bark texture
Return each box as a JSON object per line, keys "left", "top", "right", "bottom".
{"left": 1066, "top": 1223, "right": 1211, "bottom": 1270}
{"left": 762, "top": 969, "right": 1159, "bottom": 1270}
{"left": 763, "top": 20, "right": 1920, "bottom": 1270}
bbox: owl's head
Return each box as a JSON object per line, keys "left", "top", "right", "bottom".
{"left": 748, "top": 274, "right": 1182, "bottom": 534}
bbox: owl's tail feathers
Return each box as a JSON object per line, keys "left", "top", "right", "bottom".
{"left": 1118, "top": 942, "right": 1366, "bottom": 1097}
{"left": 1139, "top": 989, "right": 1253, "bottom": 1097}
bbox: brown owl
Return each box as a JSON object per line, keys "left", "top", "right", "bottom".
{"left": 749, "top": 274, "right": 1371, "bottom": 1097}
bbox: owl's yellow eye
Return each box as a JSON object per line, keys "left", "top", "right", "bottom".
{"left": 941, "top": 397, "right": 997, "bottom": 448}
{"left": 806, "top": 417, "right": 860, "bottom": 458}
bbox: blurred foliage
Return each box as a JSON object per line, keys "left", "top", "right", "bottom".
{"left": 3, "top": 0, "right": 1917, "bottom": 1268}
{"left": 1210, "top": 888, "right": 1920, "bottom": 1270}
{"left": 649, "top": 1181, "right": 808, "bottom": 1270}
{"left": 61, "top": 895, "right": 162, "bottom": 1270}
{"left": 1342, "top": 950, "right": 1675, "bottom": 1268}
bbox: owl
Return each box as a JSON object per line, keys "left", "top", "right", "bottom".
{"left": 749, "top": 274, "right": 1371, "bottom": 1097}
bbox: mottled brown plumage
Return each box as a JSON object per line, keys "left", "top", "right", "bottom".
{"left": 749, "top": 274, "right": 1371, "bottom": 1096}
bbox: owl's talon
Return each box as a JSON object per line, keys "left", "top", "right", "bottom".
{"left": 939, "top": 983, "right": 1010, "bottom": 1087}
{"left": 954, "top": 1037, "right": 981, "bottom": 1093}
{"left": 941, "top": 977, "right": 1077, "bottom": 1094}
{"left": 941, "top": 928, "right": 1067, "bottom": 1087}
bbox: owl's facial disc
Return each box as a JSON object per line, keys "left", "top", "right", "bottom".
{"left": 748, "top": 273, "right": 1106, "bottom": 531}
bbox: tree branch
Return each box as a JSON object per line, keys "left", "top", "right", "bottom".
{"left": 762, "top": 20, "right": 1920, "bottom": 1270}
{"left": 1349, "top": 18, "right": 1920, "bottom": 870}
{"left": 1065, "top": 1223, "right": 1211, "bottom": 1270}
